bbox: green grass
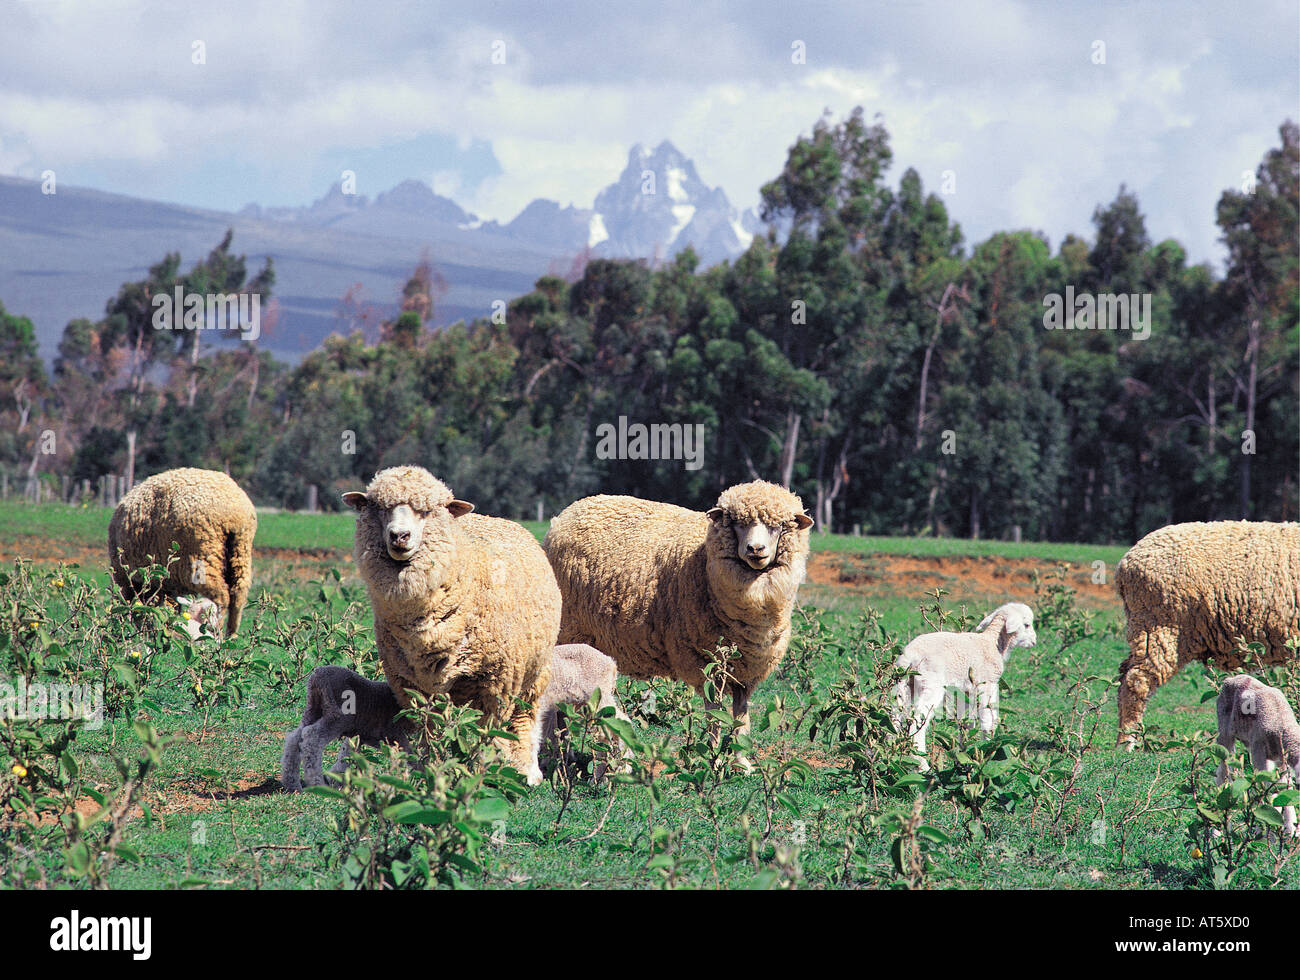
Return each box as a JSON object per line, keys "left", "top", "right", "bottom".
{"left": 2, "top": 502, "right": 1294, "bottom": 890}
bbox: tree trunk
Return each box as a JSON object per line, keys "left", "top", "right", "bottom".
{"left": 916, "top": 283, "right": 958, "bottom": 450}
{"left": 125, "top": 430, "right": 136, "bottom": 491}
{"left": 779, "top": 410, "right": 800, "bottom": 488}
{"left": 1239, "top": 318, "right": 1258, "bottom": 519}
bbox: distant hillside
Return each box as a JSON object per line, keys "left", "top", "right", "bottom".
{"left": 0, "top": 142, "right": 761, "bottom": 363}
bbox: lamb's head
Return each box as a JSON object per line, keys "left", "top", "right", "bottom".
{"left": 343, "top": 466, "right": 474, "bottom": 577}
{"left": 976, "top": 602, "right": 1037, "bottom": 657}
{"left": 706, "top": 481, "right": 813, "bottom": 572}
{"left": 176, "top": 595, "right": 220, "bottom": 640}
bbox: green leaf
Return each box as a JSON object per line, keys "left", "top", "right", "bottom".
{"left": 304, "top": 785, "right": 348, "bottom": 800}
{"left": 916, "top": 825, "right": 951, "bottom": 845}
{"left": 1272, "top": 789, "right": 1300, "bottom": 806}
{"left": 471, "top": 797, "right": 510, "bottom": 823}
{"left": 1252, "top": 805, "right": 1284, "bottom": 828}
{"left": 66, "top": 841, "right": 90, "bottom": 875}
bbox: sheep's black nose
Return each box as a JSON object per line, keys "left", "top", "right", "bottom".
{"left": 390, "top": 530, "right": 410, "bottom": 545}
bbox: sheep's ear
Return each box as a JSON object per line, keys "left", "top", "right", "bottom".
{"left": 705, "top": 507, "right": 725, "bottom": 524}
{"left": 342, "top": 492, "right": 368, "bottom": 511}
{"left": 447, "top": 499, "right": 475, "bottom": 518}
{"left": 793, "top": 513, "right": 814, "bottom": 530}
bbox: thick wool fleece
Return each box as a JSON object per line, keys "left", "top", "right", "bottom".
{"left": 107, "top": 467, "right": 257, "bottom": 635}
{"left": 543, "top": 482, "right": 811, "bottom": 709}
{"left": 350, "top": 466, "right": 561, "bottom": 776}
{"left": 1116, "top": 520, "right": 1300, "bottom": 741}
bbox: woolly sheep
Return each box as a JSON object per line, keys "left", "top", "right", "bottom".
{"left": 532, "top": 643, "right": 633, "bottom": 783}
{"left": 343, "top": 466, "right": 561, "bottom": 786}
{"left": 280, "top": 665, "right": 410, "bottom": 792}
{"left": 1116, "top": 521, "right": 1300, "bottom": 748}
{"left": 108, "top": 467, "right": 257, "bottom": 636}
{"left": 543, "top": 481, "right": 813, "bottom": 767}
{"left": 1215, "top": 674, "right": 1300, "bottom": 837}
{"left": 891, "top": 602, "right": 1037, "bottom": 766}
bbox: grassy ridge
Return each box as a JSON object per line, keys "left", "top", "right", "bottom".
{"left": 0, "top": 501, "right": 1133, "bottom": 562}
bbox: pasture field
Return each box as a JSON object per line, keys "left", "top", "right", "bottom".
{"left": 1, "top": 501, "right": 1296, "bottom": 890}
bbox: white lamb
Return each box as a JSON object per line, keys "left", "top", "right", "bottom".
{"left": 1215, "top": 674, "right": 1300, "bottom": 837}
{"left": 532, "top": 644, "right": 633, "bottom": 783}
{"left": 892, "top": 602, "right": 1037, "bottom": 767}
{"left": 280, "top": 665, "right": 411, "bottom": 791}
{"left": 176, "top": 595, "right": 220, "bottom": 641}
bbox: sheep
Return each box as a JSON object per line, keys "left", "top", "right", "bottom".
{"left": 343, "top": 465, "right": 561, "bottom": 786}
{"left": 891, "top": 602, "right": 1037, "bottom": 767}
{"left": 108, "top": 467, "right": 258, "bottom": 636}
{"left": 1214, "top": 674, "right": 1300, "bottom": 837}
{"left": 1115, "top": 521, "right": 1300, "bottom": 749}
{"left": 175, "top": 595, "right": 220, "bottom": 641}
{"left": 532, "top": 643, "right": 633, "bottom": 783}
{"left": 542, "top": 480, "right": 813, "bottom": 770}
{"left": 280, "top": 665, "right": 410, "bottom": 792}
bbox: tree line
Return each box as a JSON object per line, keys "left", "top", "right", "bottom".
{"left": 1, "top": 110, "right": 1295, "bottom": 543}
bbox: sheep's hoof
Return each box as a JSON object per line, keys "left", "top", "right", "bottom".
{"left": 525, "top": 766, "right": 544, "bottom": 787}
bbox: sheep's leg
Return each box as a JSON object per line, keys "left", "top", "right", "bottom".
{"left": 280, "top": 727, "right": 303, "bottom": 792}
{"left": 329, "top": 737, "right": 355, "bottom": 778}
{"left": 729, "top": 685, "right": 755, "bottom": 774}
{"left": 1116, "top": 625, "right": 1178, "bottom": 750}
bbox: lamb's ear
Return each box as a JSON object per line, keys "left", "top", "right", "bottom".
{"left": 342, "top": 492, "right": 368, "bottom": 511}
{"left": 793, "top": 513, "right": 813, "bottom": 530}
{"left": 705, "top": 507, "right": 725, "bottom": 524}
{"left": 447, "top": 499, "right": 475, "bottom": 518}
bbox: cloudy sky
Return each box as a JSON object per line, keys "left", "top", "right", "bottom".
{"left": 2, "top": 0, "right": 1296, "bottom": 267}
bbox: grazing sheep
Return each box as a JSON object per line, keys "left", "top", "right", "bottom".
{"left": 175, "top": 595, "right": 220, "bottom": 640}
{"left": 1215, "top": 674, "right": 1300, "bottom": 836}
{"left": 108, "top": 467, "right": 257, "bottom": 636}
{"left": 280, "top": 665, "right": 410, "bottom": 792}
{"left": 343, "top": 466, "right": 561, "bottom": 786}
{"left": 543, "top": 481, "right": 813, "bottom": 768}
{"left": 892, "top": 602, "right": 1037, "bottom": 766}
{"left": 532, "top": 643, "right": 633, "bottom": 783}
{"left": 1116, "top": 521, "right": 1300, "bottom": 748}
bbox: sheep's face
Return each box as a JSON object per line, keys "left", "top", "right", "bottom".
{"left": 707, "top": 509, "right": 814, "bottom": 571}
{"left": 343, "top": 480, "right": 474, "bottom": 564}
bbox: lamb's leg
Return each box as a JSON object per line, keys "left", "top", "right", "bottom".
{"left": 299, "top": 720, "right": 334, "bottom": 787}
{"left": 1250, "top": 744, "right": 1292, "bottom": 839}
{"left": 280, "top": 727, "right": 304, "bottom": 792}
{"left": 1214, "top": 729, "right": 1236, "bottom": 787}
{"left": 1117, "top": 625, "right": 1178, "bottom": 750}
{"left": 593, "top": 689, "right": 634, "bottom": 783}
{"left": 907, "top": 679, "right": 943, "bottom": 769}
{"left": 503, "top": 700, "right": 544, "bottom": 787}
{"left": 976, "top": 682, "right": 998, "bottom": 735}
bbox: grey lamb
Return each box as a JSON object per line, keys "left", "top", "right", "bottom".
{"left": 532, "top": 643, "right": 633, "bottom": 783}
{"left": 280, "top": 665, "right": 411, "bottom": 791}
{"left": 1215, "top": 673, "right": 1300, "bottom": 837}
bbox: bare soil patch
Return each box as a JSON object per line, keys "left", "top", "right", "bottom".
{"left": 805, "top": 551, "right": 1118, "bottom": 609}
